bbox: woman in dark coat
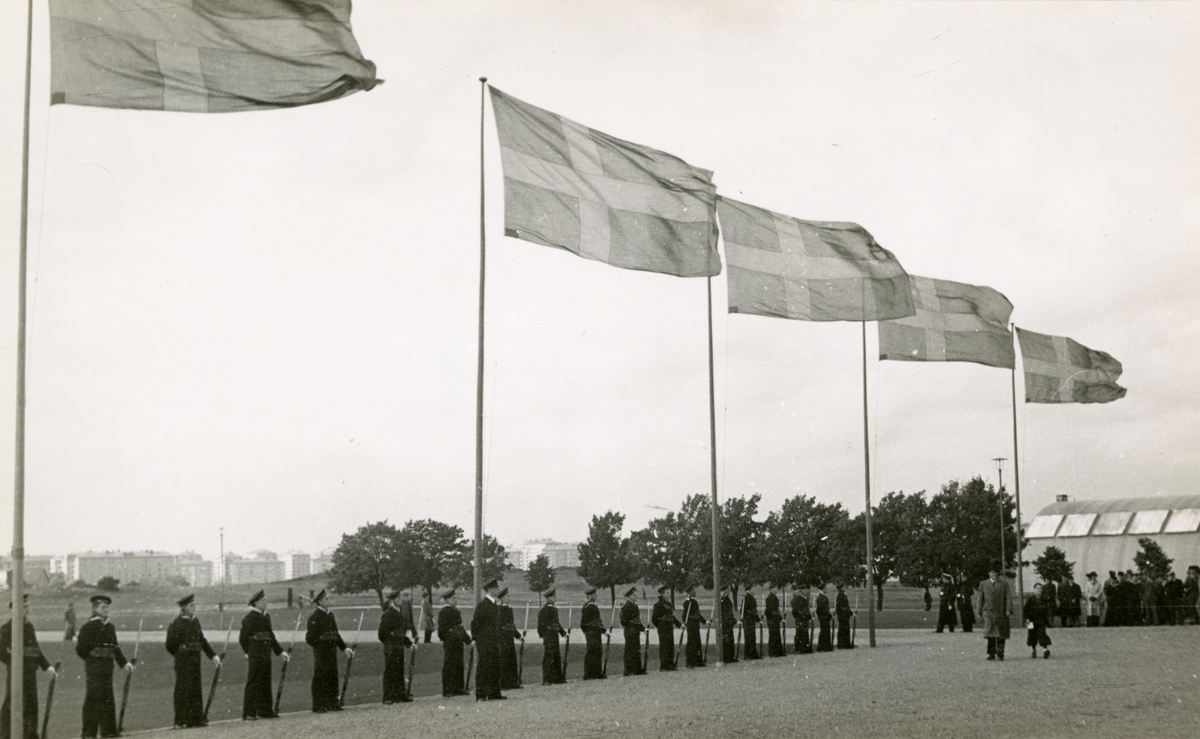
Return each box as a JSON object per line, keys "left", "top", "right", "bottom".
{"left": 1024, "top": 584, "right": 1052, "bottom": 659}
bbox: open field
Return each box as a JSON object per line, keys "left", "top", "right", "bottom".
{"left": 18, "top": 625, "right": 1200, "bottom": 739}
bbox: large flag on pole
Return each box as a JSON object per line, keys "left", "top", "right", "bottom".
{"left": 49, "top": 0, "right": 379, "bottom": 112}
{"left": 878, "top": 275, "right": 1015, "bottom": 368}
{"left": 488, "top": 87, "right": 721, "bottom": 278}
{"left": 718, "top": 196, "right": 915, "bottom": 321}
{"left": 1016, "top": 327, "right": 1127, "bottom": 403}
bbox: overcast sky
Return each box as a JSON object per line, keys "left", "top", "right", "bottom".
{"left": 1, "top": 1, "right": 1197, "bottom": 566}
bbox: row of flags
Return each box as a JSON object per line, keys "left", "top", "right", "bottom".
{"left": 489, "top": 86, "right": 1127, "bottom": 405}
{"left": 43, "top": 0, "right": 1125, "bottom": 405}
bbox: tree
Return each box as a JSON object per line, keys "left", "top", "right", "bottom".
{"left": 629, "top": 509, "right": 694, "bottom": 599}
{"left": 924, "top": 477, "right": 1022, "bottom": 585}
{"left": 398, "top": 519, "right": 470, "bottom": 600}
{"left": 1134, "top": 537, "right": 1172, "bottom": 581}
{"left": 870, "top": 491, "right": 933, "bottom": 610}
{"left": 526, "top": 554, "right": 555, "bottom": 598}
{"left": 763, "top": 495, "right": 852, "bottom": 588}
{"left": 329, "top": 520, "right": 405, "bottom": 606}
{"left": 96, "top": 576, "right": 120, "bottom": 592}
{"left": 1032, "top": 545, "right": 1074, "bottom": 582}
{"left": 577, "top": 511, "right": 639, "bottom": 605}
{"left": 718, "top": 494, "right": 768, "bottom": 602}
{"left": 454, "top": 534, "right": 508, "bottom": 589}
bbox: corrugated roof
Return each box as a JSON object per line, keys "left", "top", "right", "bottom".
{"left": 1033, "top": 495, "right": 1200, "bottom": 516}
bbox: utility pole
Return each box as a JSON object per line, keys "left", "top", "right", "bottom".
{"left": 220, "top": 527, "right": 226, "bottom": 624}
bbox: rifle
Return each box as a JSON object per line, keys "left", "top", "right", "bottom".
{"left": 702, "top": 602, "right": 714, "bottom": 665}
{"left": 273, "top": 611, "right": 304, "bottom": 715}
{"left": 338, "top": 610, "right": 365, "bottom": 709}
{"left": 601, "top": 600, "right": 618, "bottom": 678}
{"left": 735, "top": 595, "right": 744, "bottom": 660}
{"left": 851, "top": 592, "right": 858, "bottom": 647}
{"left": 640, "top": 605, "right": 650, "bottom": 672}
{"left": 463, "top": 641, "right": 475, "bottom": 694}
{"left": 673, "top": 599, "right": 687, "bottom": 669}
{"left": 406, "top": 604, "right": 422, "bottom": 698}
{"left": 203, "top": 616, "right": 236, "bottom": 722}
{"left": 517, "top": 601, "right": 530, "bottom": 684}
{"left": 561, "top": 605, "right": 573, "bottom": 678}
{"left": 39, "top": 625, "right": 70, "bottom": 739}
{"left": 116, "top": 618, "right": 143, "bottom": 735}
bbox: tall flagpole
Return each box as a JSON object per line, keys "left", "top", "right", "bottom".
{"left": 1010, "top": 329, "right": 1026, "bottom": 622}
{"left": 11, "top": 2, "right": 35, "bottom": 736}
{"left": 707, "top": 277, "right": 723, "bottom": 665}
{"left": 861, "top": 323, "right": 876, "bottom": 647}
{"left": 473, "top": 77, "right": 487, "bottom": 599}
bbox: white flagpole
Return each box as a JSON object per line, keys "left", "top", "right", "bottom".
{"left": 10, "top": 2, "right": 35, "bottom": 736}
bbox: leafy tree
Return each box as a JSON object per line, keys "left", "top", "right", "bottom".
{"left": 454, "top": 534, "right": 508, "bottom": 589}
{"left": 763, "top": 495, "right": 851, "bottom": 588}
{"left": 577, "top": 511, "right": 639, "bottom": 605}
{"left": 1032, "top": 545, "right": 1074, "bottom": 582}
{"left": 629, "top": 509, "right": 695, "bottom": 599}
{"left": 96, "top": 576, "right": 121, "bottom": 592}
{"left": 925, "top": 477, "right": 1022, "bottom": 584}
{"left": 525, "top": 554, "right": 555, "bottom": 598}
{"left": 398, "top": 519, "right": 470, "bottom": 600}
{"left": 826, "top": 513, "right": 866, "bottom": 590}
{"left": 718, "top": 494, "right": 767, "bottom": 601}
{"left": 329, "top": 520, "right": 406, "bottom": 606}
{"left": 1134, "top": 537, "right": 1172, "bottom": 581}
{"left": 867, "top": 491, "right": 932, "bottom": 609}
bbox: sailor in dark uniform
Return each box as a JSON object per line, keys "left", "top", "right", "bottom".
{"left": 617, "top": 587, "right": 645, "bottom": 676}
{"left": 934, "top": 575, "right": 957, "bottom": 633}
{"left": 2, "top": 595, "right": 55, "bottom": 739}
{"left": 765, "top": 586, "right": 785, "bottom": 657}
{"left": 682, "top": 585, "right": 707, "bottom": 667}
{"left": 497, "top": 588, "right": 522, "bottom": 689}
{"left": 835, "top": 584, "right": 855, "bottom": 649}
{"left": 305, "top": 589, "right": 351, "bottom": 712}
{"left": 239, "top": 590, "right": 287, "bottom": 720}
{"left": 742, "top": 585, "right": 762, "bottom": 659}
{"left": 76, "top": 594, "right": 133, "bottom": 738}
{"left": 720, "top": 585, "right": 738, "bottom": 663}
{"left": 436, "top": 589, "right": 470, "bottom": 697}
{"left": 791, "top": 587, "right": 813, "bottom": 654}
{"left": 579, "top": 587, "right": 606, "bottom": 680}
{"left": 470, "top": 579, "right": 504, "bottom": 701}
{"left": 650, "top": 586, "right": 681, "bottom": 671}
{"left": 378, "top": 589, "right": 413, "bottom": 704}
{"left": 165, "top": 594, "right": 219, "bottom": 728}
{"left": 815, "top": 585, "right": 833, "bottom": 652}
{"left": 537, "top": 589, "right": 567, "bottom": 684}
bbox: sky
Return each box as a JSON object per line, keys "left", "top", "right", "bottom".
{"left": 1, "top": 1, "right": 1197, "bottom": 567}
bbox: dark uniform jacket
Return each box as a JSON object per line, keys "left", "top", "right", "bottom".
{"left": 651, "top": 598, "right": 681, "bottom": 631}
{"left": 379, "top": 606, "right": 413, "bottom": 650}
{"left": 166, "top": 616, "right": 216, "bottom": 662}
{"left": 742, "top": 593, "right": 760, "bottom": 625}
{"left": 77, "top": 617, "right": 128, "bottom": 671}
{"left": 580, "top": 602, "right": 606, "bottom": 635}
{"left": 765, "top": 592, "right": 782, "bottom": 625}
{"left": 238, "top": 609, "right": 283, "bottom": 658}
{"left": 1, "top": 619, "right": 51, "bottom": 672}
{"left": 620, "top": 600, "right": 645, "bottom": 633}
{"left": 683, "top": 597, "right": 706, "bottom": 626}
{"left": 790, "top": 593, "right": 812, "bottom": 625}
{"left": 305, "top": 608, "right": 347, "bottom": 653}
{"left": 537, "top": 604, "right": 567, "bottom": 639}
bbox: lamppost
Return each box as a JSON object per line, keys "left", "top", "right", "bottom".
{"left": 993, "top": 458, "right": 1007, "bottom": 570}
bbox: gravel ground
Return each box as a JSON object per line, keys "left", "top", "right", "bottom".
{"left": 117, "top": 625, "right": 1198, "bottom": 739}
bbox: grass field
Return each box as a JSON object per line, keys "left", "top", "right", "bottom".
{"left": 30, "top": 624, "right": 1190, "bottom": 739}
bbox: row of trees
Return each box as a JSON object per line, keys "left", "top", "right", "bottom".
{"left": 328, "top": 519, "right": 508, "bottom": 605}
{"left": 578, "top": 476, "right": 1022, "bottom": 610}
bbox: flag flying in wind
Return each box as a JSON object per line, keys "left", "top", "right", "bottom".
{"left": 488, "top": 87, "right": 721, "bottom": 278}
{"left": 49, "top": 0, "right": 379, "bottom": 113}
{"left": 718, "top": 196, "right": 915, "bottom": 321}
{"left": 878, "top": 276, "right": 1015, "bottom": 368}
{"left": 1016, "top": 327, "right": 1127, "bottom": 403}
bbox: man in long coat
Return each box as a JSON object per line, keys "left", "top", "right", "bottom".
{"left": 470, "top": 579, "right": 504, "bottom": 701}
{"left": 764, "top": 587, "right": 785, "bottom": 657}
{"left": 579, "top": 587, "right": 606, "bottom": 679}
{"left": 1040, "top": 578, "right": 1059, "bottom": 628}
{"left": 619, "top": 587, "right": 646, "bottom": 676}
{"left": 165, "top": 594, "right": 219, "bottom": 728}
{"left": 1082, "top": 572, "right": 1103, "bottom": 627}
{"left": 791, "top": 588, "right": 813, "bottom": 654}
{"left": 77, "top": 594, "right": 134, "bottom": 737}
{"left": 436, "top": 589, "right": 470, "bottom": 697}
{"left": 719, "top": 586, "right": 738, "bottom": 663}
{"left": 537, "top": 589, "right": 567, "bottom": 684}
{"left": 377, "top": 589, "right": 413, "bottom": 704}
{"left": 650, "top": 586, "right": 681, "bottom": 671}
{"left": 497, "top": 589, "right": 522, "bottom": 689}
{"left": 815, "top": 586, "right": 833, "bottom": 652}
{"left": 976, "top": 565, "right": 1012, "bottom": 661}
{"left": 681, "top": 586, "right": 706, "bottom": 668}
{"left": 305, "top": 589, "right": 351, "bottom": 712}
{"left": 2, "top": 595, "right": 56, "bottom": 739}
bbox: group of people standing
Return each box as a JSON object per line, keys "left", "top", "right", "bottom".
{"left": 1088, "top": 566, "right": 1200, "bottom": 627}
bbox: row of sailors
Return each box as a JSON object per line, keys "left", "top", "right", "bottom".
{"left": 1, "top": 581, "right": 858, "bottom": 737}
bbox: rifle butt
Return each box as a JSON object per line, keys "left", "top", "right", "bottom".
{"left": 40, "top": 664, "right": 61, "bottom": 739}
